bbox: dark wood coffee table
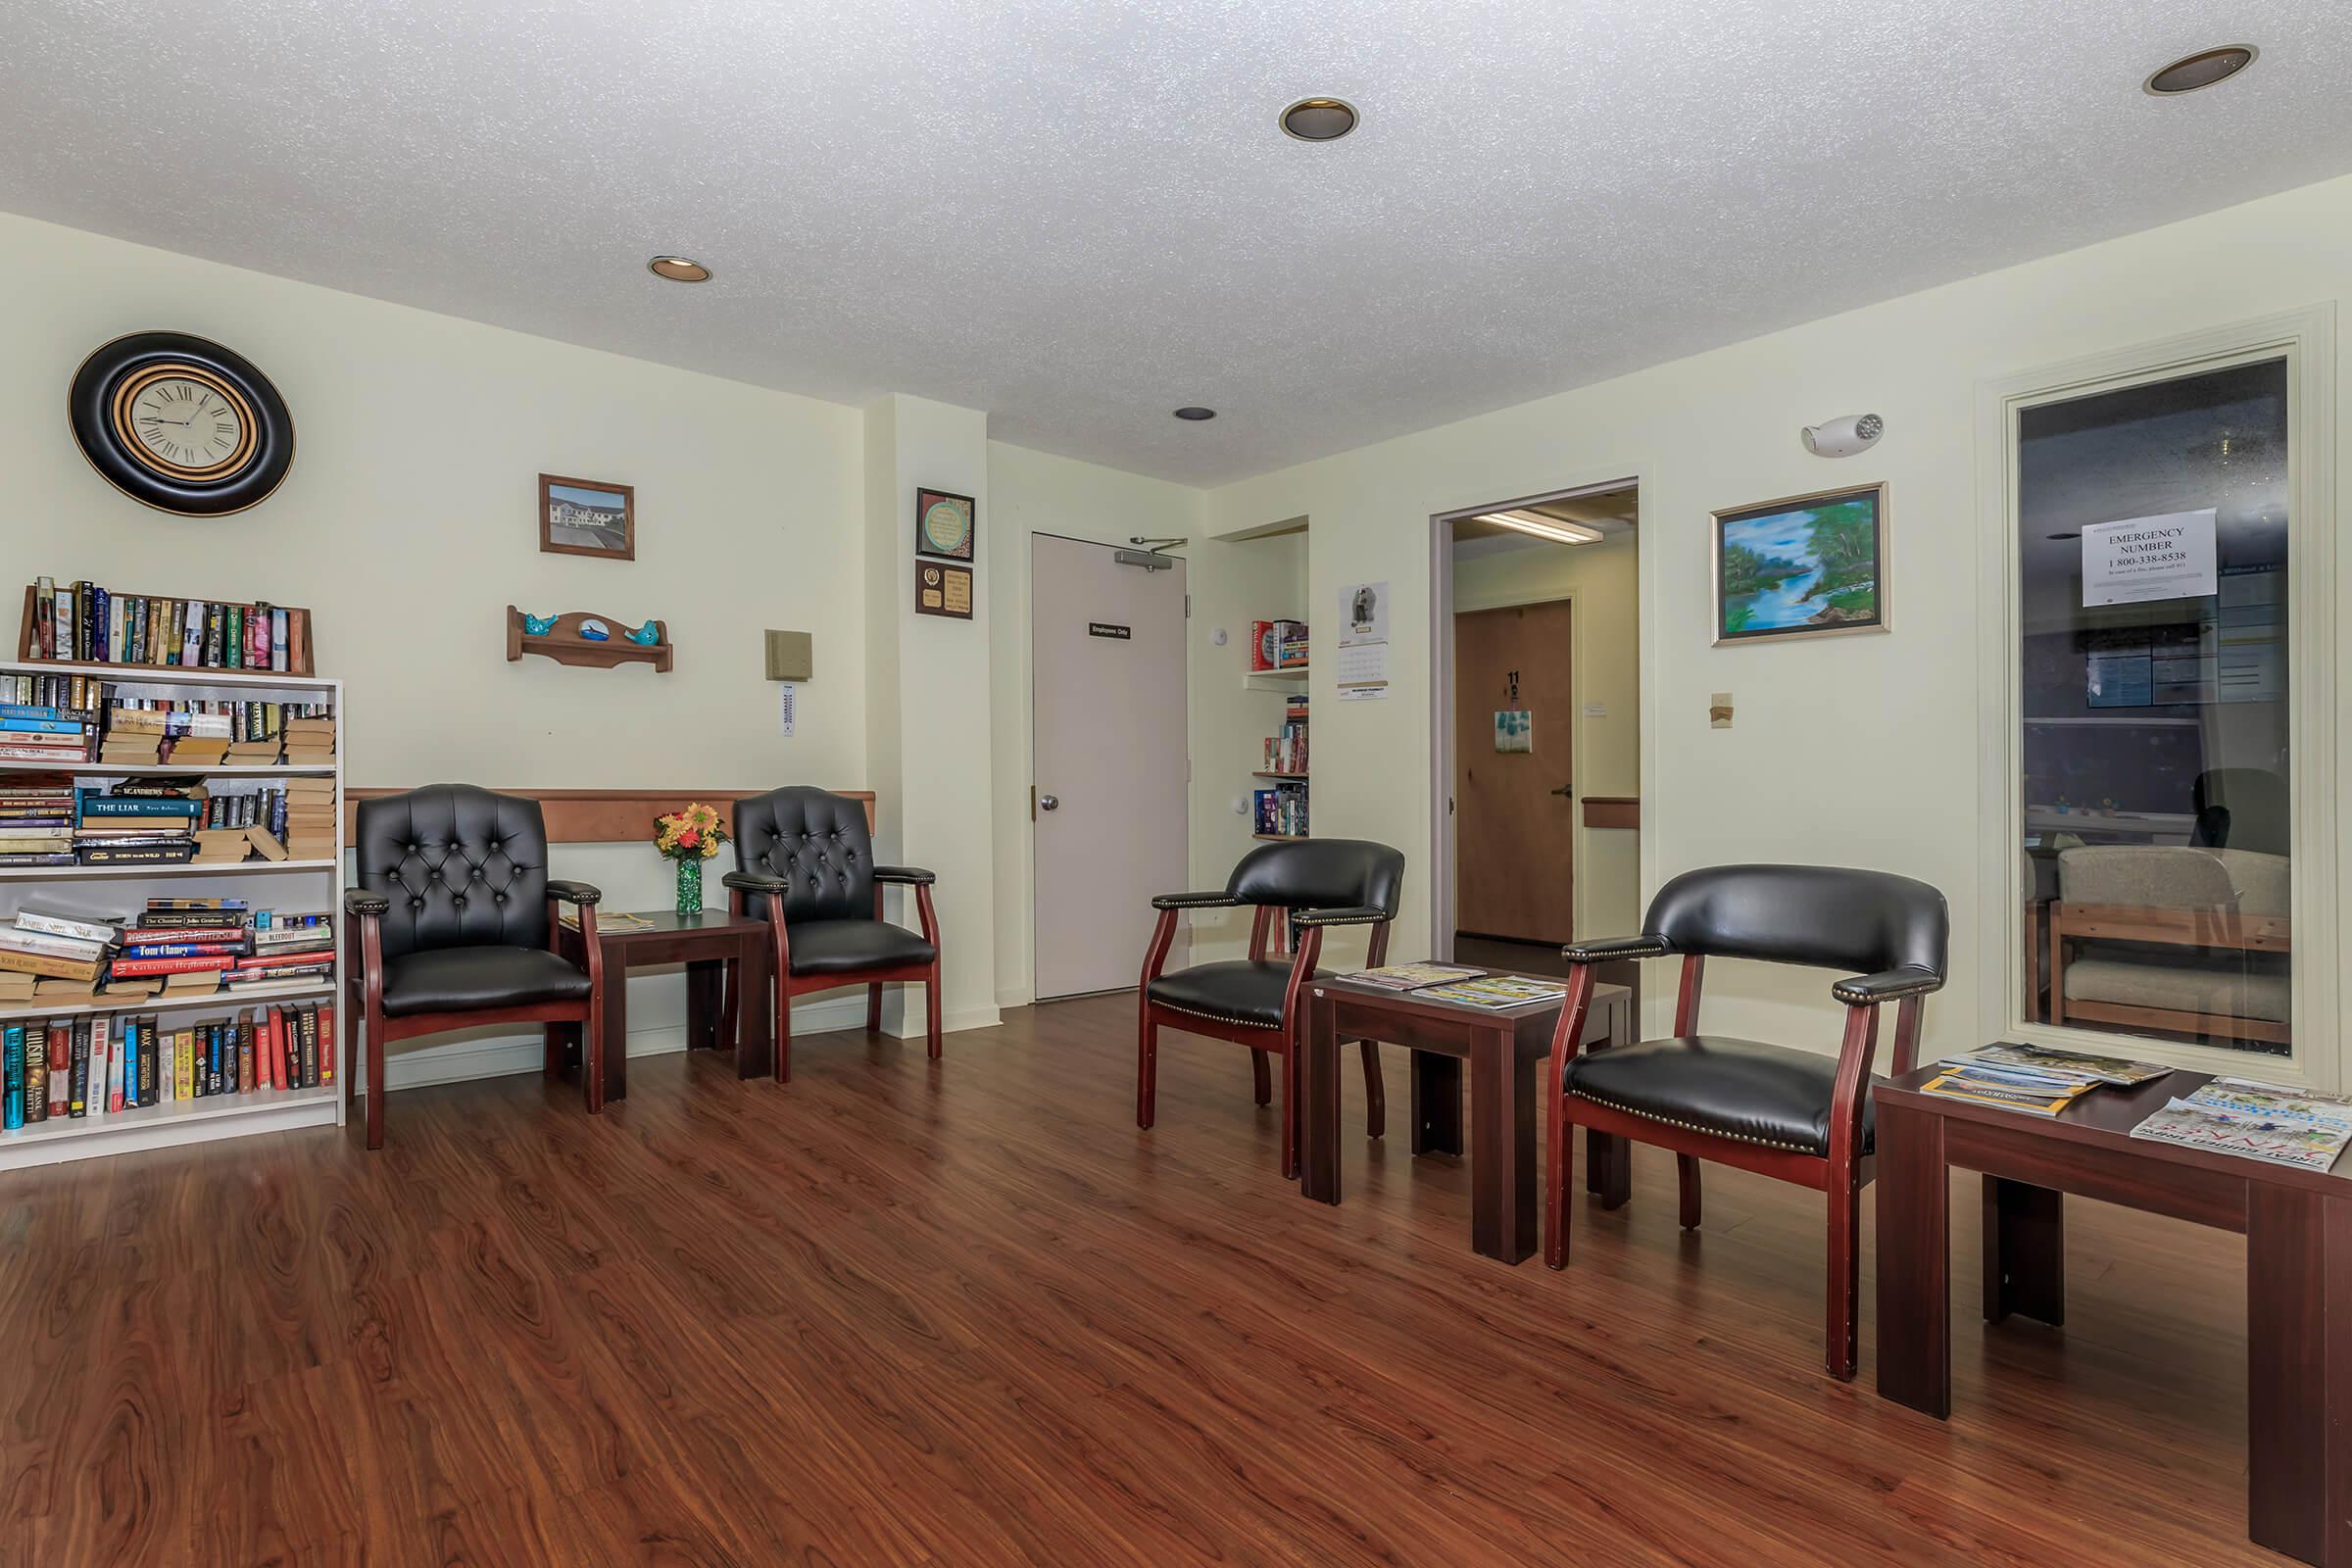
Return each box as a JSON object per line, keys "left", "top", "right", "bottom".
{"left": 559, "top": 910, "right": 773, "bottom": 1102}
{"left": 1299, "top": 976, "right": 1632, "bottom": 1264}
{"left": 1875, "top": 1063, "right": 2351, "bottom": 1566}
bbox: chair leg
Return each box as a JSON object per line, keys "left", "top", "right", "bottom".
{"left": 866, "top": 982, "right": 883, "bottom": 1034}
{"left": 774, "top": 973, "right": 794, "bottom": 1084}
{"left": 1136, "top": 1010, "right": 1158, "bottom": 1129}
{"left": 1358, "top": 1040, "right": 1384, "bottom": 1139}
{"left": 1826, "top": 1158, "right": 1862, "bottom": 1381}
{"left": 364, "top": 1001, "right": 387, "bottom": 1151}
{"left": 1250, "top": 1049, "right": 1273, "bottom": 1106}
{"left": 1544, "top": 1106, "right": 1572, "bottom": 1270}
{"left": 1678, "top": 1154, "right": 1703, "bottom": 1230}
{"left": 583, "top": 1007, "right": 605, "bottom": 1116}
{"left": 924, "top": 965, "right": 942, "bottom": 1059}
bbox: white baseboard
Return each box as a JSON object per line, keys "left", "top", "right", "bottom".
{"left": 375, "top": 995, "right": 869, "bottom": 1094}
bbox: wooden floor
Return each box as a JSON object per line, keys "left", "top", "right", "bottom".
{"left": 0, "top": 993, "right": 2269, "bottom": 1566}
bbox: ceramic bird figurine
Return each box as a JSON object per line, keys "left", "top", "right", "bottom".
{"left": 522, "top": 612, "right": 558, "bottom": 635}
{"left": 624, "top": 619, "right": 662, "bottom": 647}
{"left": 577, "top": 617, "right": 612, "bottom": 642}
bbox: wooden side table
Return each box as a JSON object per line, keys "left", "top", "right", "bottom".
{"left": 1875, "top": 1063, "right": 2352, "bottom": 1566}
{"left": 1299, "top": 977, "right": 1632, "bottom": 1264}
{"left": 559, "top": 910, "right": 773, "bottom": 1102}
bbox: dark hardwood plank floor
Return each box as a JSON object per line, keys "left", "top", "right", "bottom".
{"left": 0, "top": 994, "right": 2261, "bottom": 1566}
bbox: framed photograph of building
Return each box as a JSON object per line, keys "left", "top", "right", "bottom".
{"left": 540, "top": 473, "right": 636, "bottom": 561}
{"left": 1711, "top": 482, "right": 1888, "bottom": 644}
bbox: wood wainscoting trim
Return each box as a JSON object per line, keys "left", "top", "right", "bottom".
{"left": 344, "top": 788, "right": 876, "bottom": 844}
{"left": 1581, "top": 796, "right": 1639, "bottom": 831}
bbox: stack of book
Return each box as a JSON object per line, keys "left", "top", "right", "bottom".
{"left": 24, "top": 576, "right": 312, "bottom": 673}
{"left": 232, "top": 912, "right": 336, "bottom": 988}
{"left": 1919, "top": 1043, "right": 2170, "bottom": 1117}
{"left": 1249, "top": 618, "right": 1309, "bottom": 671}
{"left": 1262, "top": 714, "right": 1307, "bottom": 775}
{"left": 1341, "top": 962, "right": 1484, "bottom": 991}
{"left": 73, "top": 786, "right": 198, "bottom": 866}
{"left": 0, "top": 996, "right": 336, "bottom": 1129}
{"left": 282, "top": 713, "right": 336, "bottom": 765}
{"left": 0, "top": 671, "right": 100, "bottom": 711}
{"left": 0, "top": 908, "right": 118, "bottom": 988}
{"left": 0, "top": 701, "right": 94, "bottom": 764}
{"left": 1253, "top": 782, "right": 1307, "bottom": 838}
{"left": 0, "top": 784, "right": 75, "bottom": 867}
{"left": 281, "top": 777, "right": 335, "bottom": 858}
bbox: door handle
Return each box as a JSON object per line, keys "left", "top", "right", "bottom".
{"left": 1039, "top": 794, "right": 1059, "bottom": 811}
{"left": 1550, "top": 784, "right": 1574, "bottom": 798}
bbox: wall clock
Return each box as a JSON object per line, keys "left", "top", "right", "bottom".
{"left": 68, "top": 331, "right": 295, "bottom": 515}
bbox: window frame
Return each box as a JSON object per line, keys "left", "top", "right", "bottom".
{"left": 1974, "top": 307, "right": 2340, "bottom": 1088}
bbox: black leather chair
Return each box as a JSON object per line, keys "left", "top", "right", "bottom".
{"left": 2191, "top": 767, "right": 2290, "bottom": 856}
{"left": 1139, "top": 839, "right": 1405, "bottom": 1178}
{"left": 343, "top": 785, "right": 607, "bottom": 1150}
{"left": 721, "top": 787, "right": 940, "bottom": 1080}
{"left": 1543, "top": 864, "right": 1948, "bottom": 1380}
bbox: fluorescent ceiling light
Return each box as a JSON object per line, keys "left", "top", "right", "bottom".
{"left": 1474, "top": 510, "right": 1603, "bottom": 545}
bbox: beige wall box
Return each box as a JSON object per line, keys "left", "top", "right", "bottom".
{"left": 765, "top": 629, "right": 813, "bottom": 681}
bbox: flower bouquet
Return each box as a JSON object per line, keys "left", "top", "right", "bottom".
{"left": 654, "top": 802, "right": 730, "bottom": 915}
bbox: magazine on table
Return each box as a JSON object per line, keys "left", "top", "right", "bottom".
{"left": 2131, "top": 1078, "right": 2352, "bottom": 1172}
{"left": 1966, "top": 1043, "right": 2172, "bottom": 1087}
{"left": 1411, "top": 974, "right": 1570, "bottom": 1009}
{"left": 1341, "top": 962, "right": 1485, "bottom": 992}
{"left": 1919, "top": 1060, "right": 2101, "bottom": 1117}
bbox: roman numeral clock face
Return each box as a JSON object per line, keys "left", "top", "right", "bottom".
{"left": 70, "top": 331, "right": 295, "bottom": 515}
{"left": 122, "top": 369, "right": 252, "bottom": 477}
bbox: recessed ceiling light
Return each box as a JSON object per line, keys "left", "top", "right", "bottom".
{"left": 1279, "top": 97, "right": 1358, "bottom": 142}
{"left": 2144, "top": 45, "right": 2256, "bottom": 96}
{"left": 1173, "top": 407, "right": 1217, "bottom": 421}
{"left": 647, "top": 255, "right": 711, "bottom": 282}
{"left": 1474, "top": 510, "right": 1603, "bottom": 546}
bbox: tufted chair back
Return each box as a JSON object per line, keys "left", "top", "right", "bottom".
{"left": 356, "top": 785, "right": 553, "bottom": 960}
{"left": 732, "top": 787, "right": 874, "bottom": 925}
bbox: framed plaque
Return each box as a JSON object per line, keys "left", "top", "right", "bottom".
{"left": 915, "top": 560, "right": 974, "bottom": 620}
{"left": 915, "top": 487, "right": 976, "bottom": 561}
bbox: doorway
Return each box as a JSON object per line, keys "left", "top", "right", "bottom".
{"left": 1030, "top": 534, "right": 1190, "bottom": 1000}
{"left": 1433, "top": 482, "right": 1641, "bottom": 979}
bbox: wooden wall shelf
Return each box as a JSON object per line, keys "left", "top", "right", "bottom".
{"left": 345, "top": 787, "right": 875, "bottom": 844}
{"left": 506, "top": 607, "right": 671, "bottom": 672}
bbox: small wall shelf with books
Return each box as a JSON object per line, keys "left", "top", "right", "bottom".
{"left": 0, "top": 658, "right": 345, "bottom": 1171}
{"left": 18, "top": 579, "right": 316, "bottom": 676}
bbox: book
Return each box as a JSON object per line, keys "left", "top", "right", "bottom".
{"left": 108, "top": 954, "right": 235, "bottom": 978}
{"left": 1919, "top": 1062, "right": 2100, "bottom": 1117}
{"left": 2131, "top": 1079, "right": 2352, "bottom": 1172}
{"left": 1412, "top": 974, "right": 1572, "bottom": 1009}
{"left": 68, "top": 1018, "right": 89, "bottom": 1115}
{"left": 0, "top": 948, "right": 102, "bottom": 983}
{"left": 0, "top": 927, "right": 108, "bottom": 962}
{"left": 3, "top": 1023, "right": 22, "bottom": 1129}
{"left": 298, "top": 1004, "right": 319, "bottom": 1088}
{"left": 1341, "top": 962, "right": 1486, "bottom": 991}
{"left": 1964, "top": 1044, "right": 2172, "bottom": 1087}
{"left": 14, "top": 908, "right": 117, "bottom": 945}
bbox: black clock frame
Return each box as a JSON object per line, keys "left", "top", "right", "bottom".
{"left": 69, "top": 331, "right": 295, "bottom": 516}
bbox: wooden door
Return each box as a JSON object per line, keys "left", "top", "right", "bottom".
{"left": 1031, "top": 535, "right": 1190, "bottom": 999}
{"left": 1454, "top": 599, "right": 1576, "bottom": 943}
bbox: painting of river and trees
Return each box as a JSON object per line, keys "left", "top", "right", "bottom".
{"left": 1711, "top": 483, "right": 1888, "bottom": 644}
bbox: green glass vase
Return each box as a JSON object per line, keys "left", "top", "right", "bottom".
{"left": 674, "top": 858, "right": 704, "bottom": 916}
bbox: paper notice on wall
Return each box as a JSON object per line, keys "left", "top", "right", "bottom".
{"left": 1338, "top": 581, "right": 1389, "bottom": 646}
{"left": 2081, "top": 509, "right": 2218, "bottom": 607}
{"left": 778, "top": 682, "right": 799, "bottom": 738}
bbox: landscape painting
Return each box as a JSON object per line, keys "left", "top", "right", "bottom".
{"left": 540, "top": 473, "right": 636, "bottom": 561}
{"left": 1712, "top": 483, "right": 1887, "bottom": 644}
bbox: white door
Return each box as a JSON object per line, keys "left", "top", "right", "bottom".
{"left": 1032, "top": 535, "right": 1189, "bottom": 999}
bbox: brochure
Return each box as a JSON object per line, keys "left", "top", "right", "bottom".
{"left": 1341, "top": 962, "right": 1485, "bottom": 992}
{"left": 1919, "top": 1061, "right": 2099, "bottom": 1118}
{"left": 1967, "top": 1043, "right": 2172, "bottom": 1087}
{"left": 1412, "top": 974, "right": 1571, "bottom": 1010}
{"left": 2131, "top": 1077, "right": 2352, "bottom": 1172}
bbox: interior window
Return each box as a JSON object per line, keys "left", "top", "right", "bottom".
{"left": 2017, "top": 358, "right": 2291, "bottom": 1055}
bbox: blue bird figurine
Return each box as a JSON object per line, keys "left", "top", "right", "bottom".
{"left": 624, "top": 619, "right": 662, "bottom": 647}
{"left": 522, "top": 611, "right": 558, "bottom": 635}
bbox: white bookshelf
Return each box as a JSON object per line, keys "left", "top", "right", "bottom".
{"left": 0, "top": 659, "right": 345, "bottom": 1170}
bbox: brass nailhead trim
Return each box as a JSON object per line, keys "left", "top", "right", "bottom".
{"left": 1152, "top": 1001, "right": 1282, "bottom": 1030}
{"left": 1566, "top": 1089, "right": 1822, "bottom": 1155}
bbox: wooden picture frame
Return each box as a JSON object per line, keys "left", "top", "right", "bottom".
{"left": 1711, "top": 482, "right": 1888, "bottom": 645}
{"left": 540, "top": 473, "right": 636, "bottom": 562}
{"left": 914, "top": 487, "right": 976, "bottom": 562}
{"left": 914, "top": 561, "right": 973, "bottom": 620}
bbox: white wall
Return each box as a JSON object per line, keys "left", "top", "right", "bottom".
{"left": 1452, "top": 531, "right": 1642, "bottom": 939}
{"left": 1201, "top": 172, "right": 2352, "bottom": 1063}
